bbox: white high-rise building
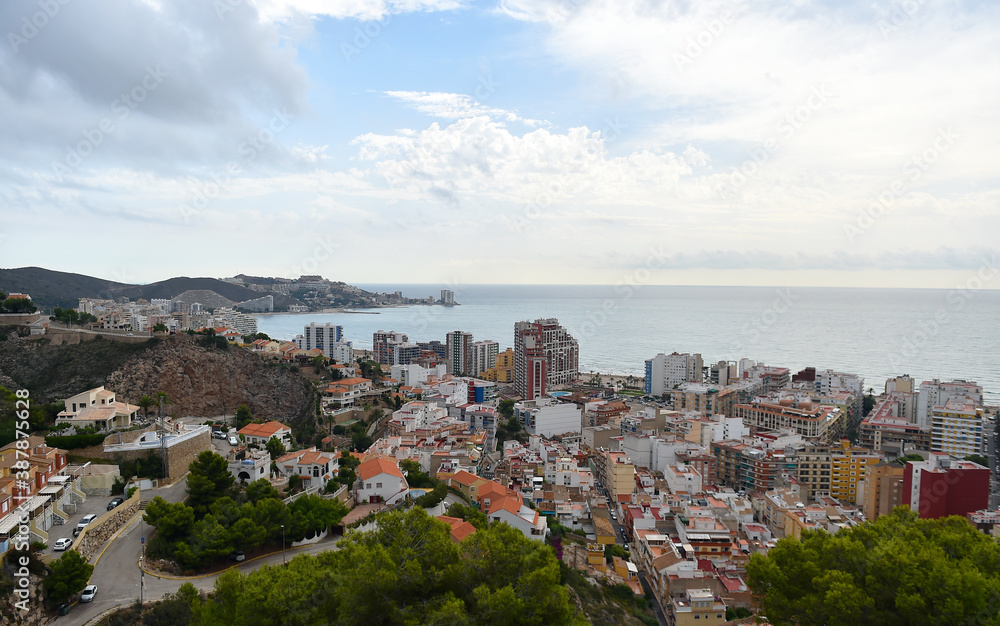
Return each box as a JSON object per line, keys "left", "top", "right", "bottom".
{"left": 917, "top": 379, "right": 983, "bottom": 427}
{"left": 470, "top": 340, "right": 499, "bottom": 377}
{"left": 644, "top": 352, "right": 703, "bottom": 396}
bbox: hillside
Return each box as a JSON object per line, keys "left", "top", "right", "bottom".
{"left": 0, "top": 334, "right": 156, "bottom": 401}
{"left": 106, "top": 336, "right": 316, "bottom": 432}
{"left": 0, "top": 267, "right": 129, "bottom": 309}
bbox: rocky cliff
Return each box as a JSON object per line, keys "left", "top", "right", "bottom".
{"left": 106, "top": 336, "right": 315, "bottom": 425}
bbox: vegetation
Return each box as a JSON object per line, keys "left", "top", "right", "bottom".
{"left": 0, "top": 386, "right": 64, "bottom": 445}
{"left": 0, "top": 292, "right": 37, "bottom": 313}
{"left": 746, "top": 507, "right": 1000, "bottom": 625}
{"left": 234, "top": 404, "right": 253, "bottom": 430}
{"left": 44, "top": 432, "right": 108, "bottom": 449}
{"left": 186, "top": 451, "right": 236, "bottom": 517}
{"left": 180, "top": 507, "right": 580, "bottom": 625}
{"left": 44, "top": 550, "right": 94, "bottom": 607}
{"left": 265, "top": 436, "right": 285, "bottom": 459}
{"left": 445, "top": 502, "right": 489, "bottom": 529}
{"left": 966, "top": 454, "right": 990, "bottom": 468}
{"left": 144, "top": 476, "right": 346, "bottom": 571}
{"left": 892, "top": 453, "right": 925, "bottom": 465}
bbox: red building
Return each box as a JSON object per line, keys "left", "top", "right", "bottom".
{"left": 903, "top": 454, "right": 989, "bottom": 519}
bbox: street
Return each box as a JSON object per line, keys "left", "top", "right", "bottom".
{"left": 57, "top": 478, "right": 344, "bottom": 625}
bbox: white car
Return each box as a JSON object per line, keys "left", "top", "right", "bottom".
{"left": 53, "top": 538, "right": 73, "bottom": 551}
{"left": 80, "top": 585, "right": 97, "bottom": 602}
{"left": 228, "top": 436, "right": 239, "bottom": 446}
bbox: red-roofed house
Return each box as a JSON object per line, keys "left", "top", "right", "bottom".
{"left": 487, "top": 496, "right": 547, "bottom": 541}
{"left": 448, "top": 470, "right": 489, "bottom": 499}
{"left": 274, "top": 446, "right": 339, "bottom": 489}
{"left": 355, "top": 457, "right": 409, "bottom": 504}
{"left": 476, "top": 480, "right": 521, "bottom": 511}
{"left": 238, "top": 421, "right": 293, "bottom": 448}
{"left": 437, "top": 515, "right": 477, "bottom": 543}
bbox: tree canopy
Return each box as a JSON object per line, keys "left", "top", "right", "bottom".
{"left": 192, "top": 507, "right": 581, "bottom": 625}
{"left": 44, "top": 549, "right": 94, "bottom": 606}
{"left": 747, "top": 507, "right": 1000, "bottom": 625}
{"left": 186, "top": 451, "right": 235, "bottom": 517}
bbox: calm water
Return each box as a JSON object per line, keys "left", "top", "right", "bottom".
{"left": 255, "top": 285, "right": 1000, "bottom": 403}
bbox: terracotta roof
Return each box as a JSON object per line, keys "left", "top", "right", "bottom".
{"left": 450, "top": 470, "right": 481, "bottom": 487}
{"left": 437, "top": 515, "right": 477, "bottom": 543}
{"left": 238, "top": 421, "right": 290, "bottom": 438}
{"left": 488, "top": 496, "right": 523, "bottom": 517}
{"left": 339, "top": 377, "right": 371, "bottom": 386}
{"left": 358, "top": 457, "right": 404, "bottom": 481}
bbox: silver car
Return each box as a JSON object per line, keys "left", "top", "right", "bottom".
{"left": 80, "top": 585, "right": 97, "bottom": 602}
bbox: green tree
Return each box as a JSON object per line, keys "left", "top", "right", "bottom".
{"left": 175, "top": 514, "right": 232, "bottom": 570}
{"left": 400, "top": 459, "right": 433, "bottom": 487}
{"left": 499, "top": 399, "right": 515, "bottom": 420}
{"left": 137, "top": 395, "right": 155, "bottom": 418}
{"left": 965, "top": 454, "right": 990, "bottom": 468}
{"left": 235, "top": 404, "right": 253, "bottom": 430}
{"left": 186, "top": 451, "right": 235, "bottom": 517}
{"left": 230, "top": 516, "right": 267, "bottom": 551}
{"left": 311, "top": 354, "right": 326, "bottom": 370}
{"left": 446, "top": 502, "right": 489, "bottom": 530}
{"left": 245, "top": 478, "right": 282, "bottom": 504}
{"left": 336, "top": 467, "right": 357, "bottom": 489}
{"left": 44, "top": 550, "right": 94, "bottom": 607}
{"left": 747, "top": 507, "right": 1000, "bottom": 626}
{"left": 265, "top": 436, "right": 285, "bottom": 459}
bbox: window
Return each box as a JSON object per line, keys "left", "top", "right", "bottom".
{"left": 376, "top": 482, "right": 382, "bottom": 488}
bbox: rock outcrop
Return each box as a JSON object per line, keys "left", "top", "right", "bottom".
{"left": 106, "top": 336, "right": 315, "bottom": 424}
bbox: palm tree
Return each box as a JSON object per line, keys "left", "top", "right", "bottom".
{"left": 137, "top": 395, "right": 155, "bottom": 418}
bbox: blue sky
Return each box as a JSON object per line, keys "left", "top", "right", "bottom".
{"left": 1, "top": 0, "right": 998, "bottom": 289}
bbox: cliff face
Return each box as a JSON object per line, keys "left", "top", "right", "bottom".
{"left": 106, "top": 336, "right": 315, "bottom": 424}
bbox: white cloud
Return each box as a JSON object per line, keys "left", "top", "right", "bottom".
{"left": 250, "top": 0, "right": 464, "bottom": 21}
{"left": 385, "top": 91, "right": 546, "bottom": 126}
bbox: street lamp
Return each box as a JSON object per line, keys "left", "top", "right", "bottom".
{"left": 281, "top": 524, "right": 286, "bottom": 564}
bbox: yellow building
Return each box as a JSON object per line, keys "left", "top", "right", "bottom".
{"left": 671, "top": 588, "right": 727, "bottom": 626}
{"left": 829, "top": 440, "right": 883, "bottom": 504}
{"left": 482, "top": 348, "right": 514, "bottom": 383}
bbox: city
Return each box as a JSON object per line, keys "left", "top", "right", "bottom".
{"left": 1, "top": 297, "right": 998, "bottom": 624}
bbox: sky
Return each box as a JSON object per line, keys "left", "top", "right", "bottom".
{"left": 1, "top": 0, "right": 998, "bottom": 289}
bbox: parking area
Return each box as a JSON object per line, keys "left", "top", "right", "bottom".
{"left": 45, "top": 493, "right": 128, "bottom": 557}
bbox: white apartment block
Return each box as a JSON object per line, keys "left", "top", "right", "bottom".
{"left": 470, "top": 340, "right": 499, "bottom": 377}
{"left": 930, "top": 400, "right": 983, "bottom": 458}
{"left": 917, "top": 379, "right": 983, "bottom": 427}
{"left": 515, "top": 398, "right": 582, "bottom": 438}
{"left": 644, "top": 352, "right": 703, "bottom": 396}
{"left": 390, "top": 363, "right": 448, "bottom": 387}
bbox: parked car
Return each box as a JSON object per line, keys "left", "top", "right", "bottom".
{"left": 228, "top": 436, "right": 239, "bottom": 446}
{"left": 73, "top": 514, "right": 98, "bottom": 536}
{"left": 229, "top": 550, "right": 245, "bottom": 562}
{"left": 80, "top": 585, "right": 98, "bottom": 602}
{"left": 213, "top": 430, "right": 227, "bottom": 440}
{"left": 53, "top": 538, "right": 73, "bottom": 551}
{"left": 107, "top": 497, "right": 124, "bottom": 511}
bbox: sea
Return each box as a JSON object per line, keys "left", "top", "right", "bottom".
{"left": 254, "top": 285, "right": 1000, "bottom": 404}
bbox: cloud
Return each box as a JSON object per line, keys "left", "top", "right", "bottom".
{"left": 385, "top": 90, "right": 546, "bottom": 126}
{"left": 0, "top": 0, "right": 309, "bottom": 176}
{"left": 249, "top": 0, "right": 465, "bottom": 21}
{"left": 352, "top": 116, "right": 701, "bottom": 205}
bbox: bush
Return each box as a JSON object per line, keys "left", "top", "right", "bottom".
{"left": 44, "top": 433, "right": 107, "bottom": 449}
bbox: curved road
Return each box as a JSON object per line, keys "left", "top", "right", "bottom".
{"left": 58, "top": 480, "right": 342, "bottom": 626}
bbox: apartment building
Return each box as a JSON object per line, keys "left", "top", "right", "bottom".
{"left": 513, "top": 318, "right": 579, "bottom": 400}
{"left": 644, "top": 352, "right": 703, "bottom": 396}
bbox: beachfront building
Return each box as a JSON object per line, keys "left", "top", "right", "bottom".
{"left": 513, "top": 318, "right": 579, "bottom": 400}
{"left": 373, "top": 330, "right": 409, "bottom": 365}
{"left": 645, "top": 352, "right": 704, "bottom": 396}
